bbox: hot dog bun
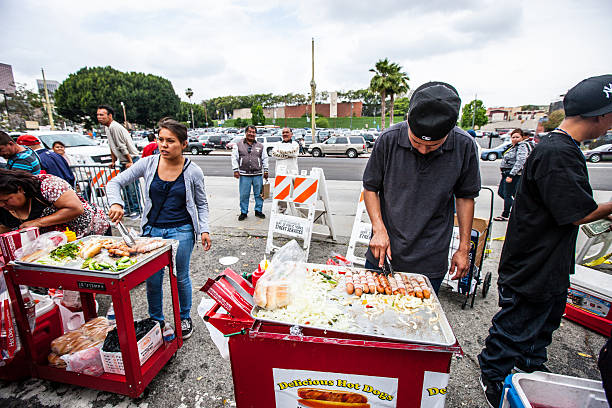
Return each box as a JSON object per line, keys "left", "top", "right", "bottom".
{"left": 297, "top": 400, "right": 370, "bottom": 408}
{"left": 297, "top": 388, "right": 368, "bottom": 403}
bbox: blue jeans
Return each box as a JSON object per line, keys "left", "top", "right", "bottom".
{"left": 497, "top": 171, "right": 521, "bottom": 218}
{"left": 478, "top": 285, "right": 567, "bottom": 382}
{"left": 364, "top": 259, "right": 444, "bottom": 295}
{"left": 143, "top": 224, "right": 195, "bottom": 321}
{"left": 239, "top": 174, "right": 263, "bottom": 214}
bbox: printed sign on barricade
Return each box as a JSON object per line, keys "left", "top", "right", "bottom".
{"left": 346, "top": 190, "right": 372, "bottom": 266}
{"left": 266, "top": 167, "right": 335, "bottom": 259}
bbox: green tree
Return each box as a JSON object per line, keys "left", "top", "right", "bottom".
{"left": 54, "top": 66, "right": 180, "bottom": 128}
{"left": 460, "top": 99, "right": 488, "bottom": 129}
{"left": 369, "top": 59, "right": 397, "bottom": 130}
{"left": 176, "top": 101, "right": 207, "bottom": 127}
{"left": 315, "top": 117, "right": 329, "bottom": 128}
{"left": 251, "top": 104, "right": 265, "bottom": 125}
{"left": 543, "top": 109, "right": 565, "bottom": 131}
{"left": 393, "top": 97, "right": 410, "bottom": 118}
{"left": 387, "top": 68, "right": 410, "bottom": 126}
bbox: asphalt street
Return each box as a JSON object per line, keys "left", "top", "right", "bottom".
{"left": 189, "top": 154, "right": 612, "bottom": 190}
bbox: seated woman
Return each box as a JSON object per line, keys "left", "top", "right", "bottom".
{"left": 0, "top": 168, "right": 110, "bottom": 236}
{"left": 107, "top": 118, "right": 211, "bottom": 340}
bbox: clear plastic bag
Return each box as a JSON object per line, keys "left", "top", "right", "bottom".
{"left": 61, "top": 345, "right": 104, "bottom": 376}
{"left": 15, "top": 231, "right": 67, "bottom": 263}
{"left": 253, "top": 240, "right": 307, "bottom": 310}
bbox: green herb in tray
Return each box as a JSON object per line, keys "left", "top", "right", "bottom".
{"left": 50, "top": 242, "right": 79, "bottom": 261}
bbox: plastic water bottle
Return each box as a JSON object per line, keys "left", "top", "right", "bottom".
{"left": 106, "top": 303, "right": 115, "bottom": 322}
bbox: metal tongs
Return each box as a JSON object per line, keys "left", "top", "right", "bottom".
{"left": 382, "top": 254, "right": 394, "bottom": 277}
{"left": 116, "top": 221, "right": 137, "bottom": 247}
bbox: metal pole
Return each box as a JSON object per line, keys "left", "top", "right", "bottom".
{"left": 350, "top": 103, "right": 353, "bottom": 129}
{"left": 120, "top": 101, "right": 128, "bottom": 129}
{"left": 310, "top": 38, "right": 317, "bottom": 142}
{"left": 41, "top": 67, "right": 55, "bottom": 130}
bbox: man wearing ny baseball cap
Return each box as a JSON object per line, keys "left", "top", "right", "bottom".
{"left": 478, "top": 74, "right": 612, "bottom": 408}
{"left": 362, "top": 81, "right": 481, "bottom": 295}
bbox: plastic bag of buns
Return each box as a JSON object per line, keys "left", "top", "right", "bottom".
{"left": 254, "top": 240, "right": 307, "bottom": 310}
{"left": 48, "top": 317, "right": 113, "bottom": 370}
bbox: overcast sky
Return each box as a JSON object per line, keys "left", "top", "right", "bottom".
{"left": 2, "top": 0, "right": 611, "bottom": 109}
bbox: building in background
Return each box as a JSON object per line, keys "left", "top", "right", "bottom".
{"left": 233, "top": 102, "right": 363, "bottom": 119}
{"left": 36, "top": 79, "right": 60, "bottom": 98}
{"left": 0, "top": 63, "right": 16, "bottom": 94}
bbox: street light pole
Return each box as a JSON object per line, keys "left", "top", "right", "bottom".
{"left": 350, "top": 103, "right": 354, "bottom": 129}
{"left": 120, "top": 101, "right": 128, "bottom": 129}
{"left": 310, "top": 37, "right": 317, "bottom": 142}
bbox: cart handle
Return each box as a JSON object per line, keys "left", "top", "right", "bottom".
{"left": 223, "top": 329, "right": 247, "bottom": 337}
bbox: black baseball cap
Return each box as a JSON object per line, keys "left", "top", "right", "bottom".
{"left": 564, "top": 74, "right": 612, "bottom": 117}
{"left": 408, "top": 81, "right": 461, "bottom": 141}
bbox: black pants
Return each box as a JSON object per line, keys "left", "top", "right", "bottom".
{"left": 478, "top": 285, "right": 567, "bottom": 382}
{"left": 497, "top": 171, "right": 521, "bottom": 218}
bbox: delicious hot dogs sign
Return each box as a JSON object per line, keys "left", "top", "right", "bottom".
{"left": 273, "top": 368, "right": 398, "bottom": 408}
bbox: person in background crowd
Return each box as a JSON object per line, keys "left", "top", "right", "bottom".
{"left": 0, "top": 168, "right": 109, "bottom": 236}
{"left": 231, "top": 125, "right": 268, "bottom": 221}
{"left": 478, "top": 74, "right": 612, "bottom": 408}
{"left": 270, "top": 127, "right": 299, "bottom": 174}
{"left": 142, "top": 132, "right": 158, "bottom": 158}
{"left": 494, "top": 129, "right": 532, "bottom": 221}
{"left": 0, "top": 131, "right": 41, "bottom": 174}
{"left": 17, "top": 135, "right": 75, "bottom": 187}
{"left": 52, "top": 140, "right": 71, "bottom": 165}
{"left": 96, "top": 105, "right": 141, "bottom": 215}
{"left": 107, "top": 118, "right": 211, "bottom": 339}
{"left": 363, "top": 81, "right": 481, "bottom": 295}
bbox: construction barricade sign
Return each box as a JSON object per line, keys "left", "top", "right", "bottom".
{"left": 266, "top": 168, "right": 335, "bottom": 259}
{"left": 346, "top": 190, "right": 372, "bottom": 266}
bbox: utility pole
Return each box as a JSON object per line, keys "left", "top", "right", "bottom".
{"left": 120, "top": 101, "right": 128, "bottom": 129}
{"left": 41, "top": 67, "right": 55, "bottom": 130}
{"left": 350, "top": 103, "right": 354, "bottom": 129}
{"left": 203, "top": 102, "right": 209, "bottom": 127}
{"left": 471, "top": 93, "right": 477, "bottom": 129}
{"left": 310, "top": 38, "right": 317, "bottom": 142}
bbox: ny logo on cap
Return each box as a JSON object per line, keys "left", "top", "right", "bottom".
{"left": 421, "top": 135, "right": 432, "bottom": 141}
{"left": 604, "top": 83, "right": 612, "bottom": 99}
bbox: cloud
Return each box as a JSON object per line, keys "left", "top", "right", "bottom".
{"left": 1, "top": 0, "right": 611, "bottom": 109}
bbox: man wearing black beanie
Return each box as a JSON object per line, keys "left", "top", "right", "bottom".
{"left": 478, "top": 74, "right": 612, "bottom": 407}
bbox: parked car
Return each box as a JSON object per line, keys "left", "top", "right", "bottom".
{"left": 207, "top": 134, "right": 231, "bottom": 149}
{"left": 32, "top": 131, "right": 113, "bottom": 165}
{"left": 256, "top": 135, "right": 282, "bottom": 155}
{"left": 583, "top": 144, "right": 612, "bottom": 163}
{"left": 480, "top": 142, "right": 511, "bottom": 161}
{"left": 185, "top": 136, "right": 213, "bottom": 155}
{"left": 308, "top": 136, "right": 367, "bottom": 158}
{"left": 360, "top": 133, "right": 376, "bottom": 147}
{"left": 225, "top": 136, "right": 243, "bottom": 150}
{"left": 589, "top": 131, "right": 612, "bottom": 150}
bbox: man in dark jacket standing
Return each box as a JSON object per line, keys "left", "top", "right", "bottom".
{"left": 16, "top": 135, "right": 75, "bottom": 186}
{"left": 478, "top": 74, "right": 612, "bottom": 408}
{"left": 231, "top": 125, "right": 269, "bottom": 220}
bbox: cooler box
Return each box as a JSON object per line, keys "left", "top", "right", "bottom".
{"left": 501, "top": 372, "right": 607, "bottom": 408}
{"left": 0, "top": 293, "right": 61, "bottom": 381}
{"left": 564, "top": 264, "right": 612, "bottom": 336}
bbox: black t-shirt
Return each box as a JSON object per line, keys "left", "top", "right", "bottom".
{"left": 362, "top": 123, "right": 481, "bottom": 278}
{"left": 498, "top": 131, "right": 598, "bottom": 301}
{"left": 0, "top": 195, "right": 48, "bottom": 229}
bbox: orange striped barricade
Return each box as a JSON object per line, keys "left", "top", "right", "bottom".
{"left": 345, "top": 190, "right": 372, "bottom": 266}
{"left": 87, "top": 168, "right": 121, "bottom": 207}
{"left": 266, "top": 168, "right": 336, "bottom": 259}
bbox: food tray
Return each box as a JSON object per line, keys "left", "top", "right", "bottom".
{"left": 251, "top": 263, "right": 457, "bottom": 347}
{"left": 12, "top": 235, "right": 172, "bottom": 278}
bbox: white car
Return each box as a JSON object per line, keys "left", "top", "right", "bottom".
{"left": 256, "top": 135, "right": 283, "bottom": 156}
{"left": 31, "top": 131, "right": 113, "bottom": 165}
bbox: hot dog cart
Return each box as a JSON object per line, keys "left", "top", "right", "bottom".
{"left": 2, "top": 237, "right": 182, "bottom": 398}
{"left": 202, "top": 265, "right": 462, "bottom": 408}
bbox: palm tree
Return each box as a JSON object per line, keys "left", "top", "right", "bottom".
{"left": 388, "top": 70, "right": 410, "bottom": 125}
{"left": 369, "top": 59, "right": 398, "bottom": 130}
{"left": 185, "top": 88, "right": 194, "bottom": 128}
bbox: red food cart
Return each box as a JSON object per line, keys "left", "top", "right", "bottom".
{"left": 202, "top": 267, "right": 462, "bottom": 408}
{"left": 2, "top": 238, "right": 182, "bottom": 398}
